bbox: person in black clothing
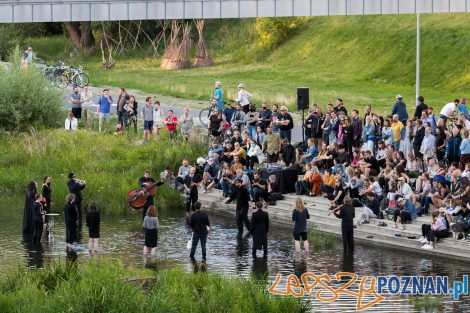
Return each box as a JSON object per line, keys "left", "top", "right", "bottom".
{"left": 258, "top": 102, "right": 272, "bottom": 129}
{"left": 138, "top": 170, "right": 163, "bottom": 219}
{"left": 86, "top": 202, "right": 100, "bottom": 252}
{"left": 329, "top": 177, "right": 346, "bottom": 208}
{"left": 277, "top": 106, "right": 294, "bottom": 143}
{"left": 67, "top": 172, "right": 86, "bottom": 227}
{"left": 414, "top": 96, "right": 428, "bottom": 119}
{"left": 251, "top": 201, "right": 269, "bottom": 258}
{"left": 64, "top": 194, "right": 78, "bottom": 248}
{"left": 189, "top": 202, "right": 211, "bottom": 263}
{"left": 362, "top": 150, "right": 380, "bottom": 177}
{"left": 333, "top": 196, "right": 355, "bottom": 254}
{"left": 334, "top": 98, "right": 348, "bottom": 116}
{"left": 225, "top": 179, "right": 251, "bottom": 234}
{"left": 23, "top": 181, "right": 37, "bottom": 235}
{"left": 413, "top": 120, "right": 425, "bottom": 161}
{"left": 32, "top": 194, "right": 45, "bottom": 242}
{"left": 184, "top": 167, "right": 202, "bottom": 218}
{"left": 251, "top": 171, "right": 269, "bottom": 202}
{"left": 41, "top": 176, "right": 52, "bottom": 213}
{"left": 435, "top": 126, "right": 447, "bottom": 162}
{"left": 280, "top": 138, "right": 295, "bottom": 166}
{"left": 292, "top": 197, "right": 310, "bottom": 253}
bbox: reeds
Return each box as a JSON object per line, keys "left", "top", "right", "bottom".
{"left": 0, "top": 129, "right": 207, "bottom": 214}
{"left": 0, "top": 261, "right": 309, "bottom": 313}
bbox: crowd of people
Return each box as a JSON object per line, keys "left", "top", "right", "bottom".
{"left": 29, "top": 80, "right": 470, "bottom": 263}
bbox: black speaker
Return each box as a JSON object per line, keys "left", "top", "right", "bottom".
{"left": 297, "top": 87, "right": 309, "bottom": 110}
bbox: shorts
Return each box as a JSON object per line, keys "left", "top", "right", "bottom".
{"left": 144, "top": 120, "right": 154, "bottom": 130}
{"left": 72, "top": 107, "right": 82, "bottom": 119}
{"left": 293, "top": 232, "right": 308, "bottom": 241}
{"left": 99, "top": 112, "right": 110, "bottom": 124}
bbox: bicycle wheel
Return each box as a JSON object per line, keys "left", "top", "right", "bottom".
{"left": 55, "top": 74, "right": 68, "bottom": 89}
{"left": 73, "top": 73, "right": 89, "bottom": 87}
{"left": 199, "top": 108, "right": 211, "bottom": 126}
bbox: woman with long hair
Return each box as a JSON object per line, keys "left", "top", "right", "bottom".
{"left": 41, "top": 176, "right": 52, "bottom": 213}
{"left": 23, "top": 181, "right": 37, "bottom": 234}
{"left": 292, "top": 197, "right": 310, "bottom": 253}
{"left": 143, "top": 205, "right": 160, "bottom": 256}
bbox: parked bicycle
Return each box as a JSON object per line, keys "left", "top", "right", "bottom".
{"left": 55, "top": 64, "right": 89, "bottom": 88}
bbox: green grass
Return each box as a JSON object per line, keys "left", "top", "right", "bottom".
{"left": 0, "top": 260, "right": 309, "bottom": 313}
{"left": 412, "top": 294, "right": 444, "bottom": 311}
{"left": 26, "top": 14, "right": 470, "bottom": 116}
{"left": 0, "top": 129, "right": 207, "bottom": 214}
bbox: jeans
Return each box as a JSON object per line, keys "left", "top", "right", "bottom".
{"left": 420, "top": 196, "right": 432, "bottom": 214}
{"left": 190, "top": 233, "right": 207, "bottom": 260}
{"left": 220, "top": 180, "right": 232, "bottom": 197}
{"left": 280, "top": 129, "right": 291, "bottom": 143}
{"left": 321, "top": 184, "right": 334, "bottom": 195}
{"left": 251, "top": 187, "right": 269, "bottom": 202}
{"left": 248, "top": 125, "right": 257, "bottom": 140}
{"left": 393, "top": 141, "right": 400, "bottom": 152}
{"left": 117, "top": 111, "right": 129, "bottom": 127}
{"left": 357, "top": 207, "right": 377, "bottom": 223}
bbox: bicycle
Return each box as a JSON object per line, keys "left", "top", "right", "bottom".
{"left": 204, "top": 127, "right": 226, "bottom": 147}
{"left": 55, "top": 65, "right": 89, "bottom": 88}
{"left": 198, "top": 99, "right": 236, "bottom": 126}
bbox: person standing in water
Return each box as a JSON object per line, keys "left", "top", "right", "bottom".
{"left": 86, "top": 202, "right": 100, "bottom": 252}
{"left": 143, "top": 205, "right": 160, "bottom": 256}
{"left": 292, "top": 197, "right": 310, "bottom": 254}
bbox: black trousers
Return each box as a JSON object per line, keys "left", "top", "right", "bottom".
{"left": 266, "top": 153, "right": 278, "bottom": 163}
{"left": 190, "top": 233, "right": 207, "bottom": 261}
{"left": 186, "top": 193, "right": 198, "bottom": 212}
{"left": 236, "top": 209, "right": 251, "bottom": 233}
{"left": 342, "top": 227, "right": 354, "bottom": 253}
{"left": 252, "top": 237, "right": 268, "bottom": 257}
{"left": 33, "top": 219, "right": 43, "bottom": 242}
{"left": 142, "top": 196, "right": 154, "bottom": 220}
{"left": 76, "top": 198, "right": 83, "bottom": 226}
{"left": 66, "top": 225, "right": 77, "bottom": 244}
{"left": 393, "top": 209, "right": 411, "bottom": 223}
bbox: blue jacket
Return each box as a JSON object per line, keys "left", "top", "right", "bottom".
{"left": 404, "top": 199, "right": 417, "bottom": 220}
{"left": 391, "top": 101, "right": 409, "bottom": 122}
{"left": 458, "top": 104, "right": 469, "bottom": 119}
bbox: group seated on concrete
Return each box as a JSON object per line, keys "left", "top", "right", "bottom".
{"left": 172, "top": 96, "right": 470, "bottom": 251}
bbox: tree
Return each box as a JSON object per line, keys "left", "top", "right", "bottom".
{"left": 63, "top": 21, "right": 95, "bottom": 49}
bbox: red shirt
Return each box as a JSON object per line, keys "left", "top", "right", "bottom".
{"left": 165, "top": 116, "right": 178, "bottom": 131}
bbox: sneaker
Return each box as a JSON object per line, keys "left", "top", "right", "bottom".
{"left": 418, "top": 238, "right": 428, "bottom": 243}
{"left": 422, "top": 245, "right": 433, "bottom": 250}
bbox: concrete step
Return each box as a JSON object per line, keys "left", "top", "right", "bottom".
{"left": 197, "top": 190, "right": 470, "bottom": 260}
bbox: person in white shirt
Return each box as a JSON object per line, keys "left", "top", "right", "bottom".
{"left": 397, "top": 177, "right": 413, "bottom": 200}
{"left": 236, "top": 83, "right": 252, "bottom": 113}
{"left": 420, "top": 127, "right": 435, "bottom": 160}
{"left": 65, "top": 112, "right": 78, "bottom": 131}
{"left": 81, "top": 85, "right": 93, "bottom": 106}
{"left": 440, "top": 100, "right": 458, "bottom": 121}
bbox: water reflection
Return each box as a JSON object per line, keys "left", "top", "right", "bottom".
{"left": 1, "top": 208, "right": 469, "bottom": 312}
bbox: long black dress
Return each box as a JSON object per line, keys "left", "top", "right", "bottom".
{"left": 251, "top": 209, "right": 269, "bottom": 257}
{"left": 64, "top": 202, "right": 78, "bottom": 244}
{"left": 23, "top": 181, "right": 37, "bottom": 235}
{"left": 32, "top": 201, "right": 44, "bottom": 242}
{"left": 86, "top": 211, "right": 100, "bottom": 239}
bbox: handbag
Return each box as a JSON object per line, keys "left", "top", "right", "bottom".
{"left": 186, "top": 233, "right": 193, "bottom": 250}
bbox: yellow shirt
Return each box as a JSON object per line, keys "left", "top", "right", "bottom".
{"left": 391, "top": 121, "right": 404, "bottom": 142}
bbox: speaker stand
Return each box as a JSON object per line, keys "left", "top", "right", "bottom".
{"left": 302, "top": 108, "right": 305, "bottom": 146}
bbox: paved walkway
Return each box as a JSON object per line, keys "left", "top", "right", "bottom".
{"left": 63, "top": 85, "right": 306, "bottom": 143}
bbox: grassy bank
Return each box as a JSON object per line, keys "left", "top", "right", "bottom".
{"left": 0, "top": 261, "right": 309, "bottom": 313}
{"left": 0, "top": 129, "right": 206, "bottom": 214}
{"left": 28, "top": 14, "right": 470, "bottom": 115}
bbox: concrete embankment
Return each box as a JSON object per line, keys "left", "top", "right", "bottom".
{"left": 199, "top": 190, "right": 470, "bottom": 261}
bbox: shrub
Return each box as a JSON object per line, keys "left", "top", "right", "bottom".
{"left": 0, "top": 47, "right": 64, "bottom": 132}
{"left": 255, "top": 17, "right": 307, "bottom": 49}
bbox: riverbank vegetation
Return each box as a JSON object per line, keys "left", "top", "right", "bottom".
{"left": 10, "top": 14, "right": 470, "bottom": 114}
{"left": 0, "top": 49, "right": 63, "bottom": 132}
{"left": 0, "top": 260, "right": 309, "bottom": 313}
{"left": 0, "top": 129, "right": 206, "bottom": 214}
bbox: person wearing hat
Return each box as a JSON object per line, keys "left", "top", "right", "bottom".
{"left": 213, "top": 81, "right": 223, "bottom": 110}
{"left": 392, "top": 197, "right": 417, "bottom": 230}
{"left": 333, "top": 196, "right": 355, "bottom": 254}
{"left": 236, "top": 83, "right": 252, "bottom": 113}
{"left": 391, "top": 95, "right": 408, "bottom": 126}
{"left": 67, "top": 172, "right": 86, "bottom": 227}
{"left": 276, "top": 106, "right": 294, "bottom": 144}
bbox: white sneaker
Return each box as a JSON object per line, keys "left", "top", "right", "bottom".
{"left": 418, "top": 238, "right": 428, "bottom": 243}
{"left": 416, "top": 237, "right": 424, "bottom": 242}
{"left": 422, "top": 245, "right": 434, "bottom": 250}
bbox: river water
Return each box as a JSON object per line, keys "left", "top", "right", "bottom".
{"left": 1, "top": 207, "right": 469, "bottom": 312}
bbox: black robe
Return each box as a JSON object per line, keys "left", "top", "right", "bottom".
{"left": 23, "top": 191, "right": 36, "bottom": 234}
{"left": 251, "top": 209, "right": 269, "bottom": 250}
{"left": 64, "top": 202, "right": 78, "bottom": 244}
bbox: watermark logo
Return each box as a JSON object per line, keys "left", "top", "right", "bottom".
{"left": 269, "top": 273, "right": 468, "bottom": 310}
